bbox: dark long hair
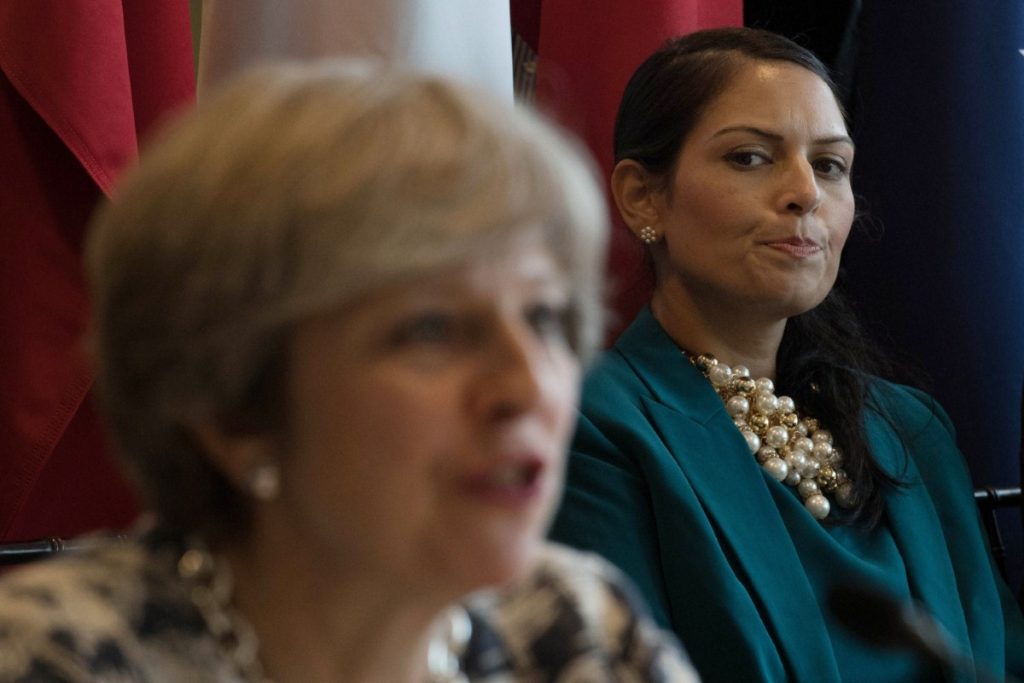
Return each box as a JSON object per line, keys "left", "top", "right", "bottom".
{"left": 615, "top": 27, "right": 898, "bottom": 526}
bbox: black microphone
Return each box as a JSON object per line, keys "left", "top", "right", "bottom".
{"left": 827, "top": 583, "right": 1017, "bottom": 683}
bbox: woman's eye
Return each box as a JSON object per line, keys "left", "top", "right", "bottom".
{"left": 390, "top": 312, "right": 457, "bottom": 346}
{"left": 813, "top": 157, "right": 848, "bottom": 179}
{"left": 526, "top": 302, "right": 572, "bottom": 341}
{"left": 725, "top": 150, "right": 771, "bottom": 169}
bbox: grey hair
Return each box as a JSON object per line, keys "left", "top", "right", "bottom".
{"left": 85, "top": 61, "right": 609, "bottom": 540}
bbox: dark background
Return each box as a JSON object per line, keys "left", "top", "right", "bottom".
{"left": 747, "top": 0, "right": 1024, "bottom": 593}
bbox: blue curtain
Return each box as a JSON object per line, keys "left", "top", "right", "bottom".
{"left": 842, "top": 1, "right": 1024, "bottom": 587}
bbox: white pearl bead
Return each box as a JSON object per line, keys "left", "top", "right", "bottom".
{"left": 797, "top": 479, "right": 820, "bottom": 499}
{"left": 800, "top": 459, "right": 821, "bottom": 478}
{"left": 812, "top": 442, "right": 833, "bottom": 461}
{"left": 708, "top": 363, "right": 733, "bottom": 387}
{"left": 812, "top": 429, "right": 833, "bottom": 445}
{"left": 795, "top": 437, "right": 814, "bottom": 454}
{"left": 777, "top": 396, "right": 795, "bottom": 413}
{"left": 742, "top": 430, "right": 761, "bottom": 454}
{"left": 726, "top": 395, "right": 750, "bottom": 417}
{"left": 762, "top": 457, "right": 789, "bottom": 481}
{"left": 786, "top": 451, "right": 808, "bottom": 472}
{"left": 754, "top": 392, "right": 779, "bottom": 414}
{"left": 765, "top": 425, "right": 789, "bottom": 449}
{"left": 805, "top": 494, "right": 831, "bottom": 519}
{"left": 756, "top": 446, "right": 777, "bottom": 464}
{"left": 732, "top": 365, "right": 751, "bottom": 378}
{"left": 784, "top": 470, "right": 802, "bottom": 486}
{"left": 755, "top": 378, "right": 775, "bottom": 394}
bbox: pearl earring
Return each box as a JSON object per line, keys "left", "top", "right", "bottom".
{"left": 245, "top": 461, "right": 280, "bottom": 501}
{"left": 638, "top": 225, "right": 658, "bottom": 244}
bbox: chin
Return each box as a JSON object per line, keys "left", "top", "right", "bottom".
{"left": 454, "top": 532, "right": 546, "bottom": 592}
{"left": 762, "top": 285, "right": 832, "bottom": 320}
{"left": 433, "top": 496, "right": 556, "bottom": 593}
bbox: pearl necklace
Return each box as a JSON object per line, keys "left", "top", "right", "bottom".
{"left": 687, "top": 353, "right": 856, "bottom": 520}
{"left": 177, "top": 541, "right": 472, "bottom": 682}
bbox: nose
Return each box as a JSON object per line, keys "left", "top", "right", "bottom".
{"left": 777, "top": 158, "right": 821, "bottom": 215}
{"left": 472, "top": 319, "right": 546, "bottom": 422}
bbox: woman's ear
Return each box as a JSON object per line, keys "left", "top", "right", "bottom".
{"left": 193, "top": 423, "right": 280, "bottom": 501}
{"left": 610, "top": 159, "right": 662, "bottom": 238}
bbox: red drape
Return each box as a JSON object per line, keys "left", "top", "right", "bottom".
{"left": 513, "top": 0, "right": 743, "bottom": 338}
{"left": 0, "top": 0, "right": 195, "bottom": 540}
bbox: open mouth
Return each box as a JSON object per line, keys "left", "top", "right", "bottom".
{"left": 461, "top": 458, "right": 545, "bottom": 506}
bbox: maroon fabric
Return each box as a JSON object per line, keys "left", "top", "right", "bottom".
{"left": 529, "top": 0, "right": 742, "bottom": 339}
{"left": 0, "top": 1, "right": 194, "bottom": 540}
{"left": 511, "top": 0, "right": 543, "bottom": 52}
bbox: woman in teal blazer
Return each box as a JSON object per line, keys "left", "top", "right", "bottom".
{"left": 551, "top": 27, "right": 1024, "bottom": 683}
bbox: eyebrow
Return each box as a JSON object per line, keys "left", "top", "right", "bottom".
{"left": 711, "top": 125, "right": 854, "bottom": 148}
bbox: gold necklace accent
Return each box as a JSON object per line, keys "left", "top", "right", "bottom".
{"left": 686, "top": 353, "right": 856, "bottom": 519}
{"left": 177, "top": 541, "right": 472, "bottom": 682}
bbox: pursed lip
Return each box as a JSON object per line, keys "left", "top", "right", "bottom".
{"left": 761, "top": 236, "right": 823, "bottom": 258}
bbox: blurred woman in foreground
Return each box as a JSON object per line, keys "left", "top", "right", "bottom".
{"left": 0, "top": 63, "right": 695, "bottom": 682}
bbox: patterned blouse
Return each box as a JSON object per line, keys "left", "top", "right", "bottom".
{"left": 0, "top": 531, "right": 697, "bottom": 682}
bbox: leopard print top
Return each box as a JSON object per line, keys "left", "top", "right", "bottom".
{"left": 0, "top": 531, "right": 696, "bottom": 682}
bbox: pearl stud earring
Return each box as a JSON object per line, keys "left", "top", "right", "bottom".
{"left": 245, "top": 461, "right": 280, "bottom": 501}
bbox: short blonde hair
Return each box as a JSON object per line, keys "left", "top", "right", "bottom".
{"left": 86, "top": 61, "right": 608, "bottom": 539}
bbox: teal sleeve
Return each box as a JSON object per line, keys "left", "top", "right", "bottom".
{"left": 997, "top": 569, "right": 1024, "bottom": 677}
{"left": 877, "top": 384, "right": 1024, "bottom": 678}
{"left": 915, "top": 388, "right": 1024, "bottom": 678}
{"left": 930, "top": 392, "right": 1024, "bottom": 677}
{"left": 550, "top": 411, "right": 673, "bottom": 628}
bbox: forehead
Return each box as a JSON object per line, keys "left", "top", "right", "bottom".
{"left": 327, "top": 234, "right": 566, "bottom": 318}
{"left": 419, "top": 235, "right": 567, "bottom": 296}
{"left": 690, "top": 59, "right": 847, "bottom": 140}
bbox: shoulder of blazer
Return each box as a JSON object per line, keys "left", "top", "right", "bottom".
{"left": 867, "top": 379, "right": 954, "bottom": 442}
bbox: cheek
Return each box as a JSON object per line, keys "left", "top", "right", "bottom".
{"left": 340, "top": 383, "right": 440, "bottom": 459}
{"left": 827, "top": 194, "right": 856, "bottom": 254}
{"left": 285, "top": 385, "right": 444, "bottom": 534}
{"left": 665, "top": 182, "right": 757, "bottom": 269}
{"left": 288, "top": 372, "right": 420, "bottom": 476}
{"left": 545, "top": 357, "right": 581, "bottom": 439}
{"left": 672, "top": 180, "right": 742, "bottom": 236}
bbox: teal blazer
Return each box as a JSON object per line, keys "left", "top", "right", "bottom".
{"left": 551, "top": 308, "right": 1024, "bottom": 682}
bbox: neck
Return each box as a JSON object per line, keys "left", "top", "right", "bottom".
{"left": 220, "top": 521, "right": 459, "bottom": 683}
{"left": 650, "top": 279, "right": 786, "bottom": 380}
